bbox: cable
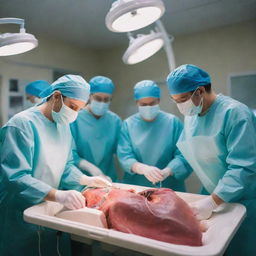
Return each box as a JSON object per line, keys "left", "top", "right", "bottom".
{"left": 56, "top": 231, "right": 62, "bottom": 256}
{"left": 37, "top": 226, "right": 42, "bottom": 256}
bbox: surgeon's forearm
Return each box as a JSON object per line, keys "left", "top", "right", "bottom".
{"left": 44, "top": 188, "right": 57, "bottom": 201}
{"left": 79, "top": 159, "right": 103, "bottom": 176}
{"left": 211, "top": 193, "right": 224, "bottom": 205}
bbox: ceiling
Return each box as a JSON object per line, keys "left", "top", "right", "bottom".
{"left": 0, "top": 0, "right": 256, "bottom": 49}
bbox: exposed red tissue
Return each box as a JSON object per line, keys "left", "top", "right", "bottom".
{"left": 82, "top": 187, "right": 202, "bottom": 246}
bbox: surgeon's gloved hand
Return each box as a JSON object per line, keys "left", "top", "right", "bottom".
{"left": 55, "top": 190, "right": 85, "bottom": 210}
{"left": 100, "top": 174, "right": 112, "bottom": 183}
{"left": 132, "top": 162, "right": 163, "bottom": 183}
{"left": 160, "top": 167, "right": 173, "bottom": 181}
{"left": 189, "top": 196, "right": 218, "bottom": 220}
{"left": 79, "top": 159, "right": 104, "bottom": 176}
{"left": 79, "top": 175, "right": 112, "bottom": 187}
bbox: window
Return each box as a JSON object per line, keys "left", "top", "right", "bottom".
{"left": 9, "top": 79, "right": 19, "bottom": 92}
{"left": 229, "top": 73, "right": 256, "bottom": 115}
{"left": 8, "top": 79, "right": 31, "bottom": 119}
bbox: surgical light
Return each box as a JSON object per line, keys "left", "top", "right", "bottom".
{"left": 105, "top": 0, "right": 165, "bottom": 32}
{"left": 123, "top": 31, "right": 164, "bottom": 64}
{"left": 0, "top": 18, "right": 38, "bottom": 56}
{"left": 123, "top": 21, "right": 176, "bottom": 71}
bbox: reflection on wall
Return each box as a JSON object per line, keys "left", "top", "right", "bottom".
{"left": 8, "top": 79, "right": 32, "bottom": 119}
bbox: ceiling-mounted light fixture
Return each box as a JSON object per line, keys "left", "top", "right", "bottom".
{"left": 0, "top": 18, "right": 38, "bottom": 56}
{"left": 123, "top": 31, "right": 164, "bottom": 65}
{"left": 105, "top": 0, "right": 165, "bottom": 32}
{"left": 123, "top": 20, "right": 175, "bottom": 71}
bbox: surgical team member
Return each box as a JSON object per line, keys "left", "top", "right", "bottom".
{"left": 166, "top": 64, "right": 256, "bottom": 256}
{"left": 0, "top": 75, "right": 110, "bottom": 256}
{"left": 25, "top": 80, "right": 50, "bottom": 104}
{"left": 71, "top": 76, "right": 122, "bottom": 182}
{"left": 117, "top": 80, "right": 192, "bottom": 191}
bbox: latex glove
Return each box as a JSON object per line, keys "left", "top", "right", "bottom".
{"left": 55, "top": 190, "right": 85, "bottom": 210}
{"left": 100, "top": 174, "right": 112, "bottom": 183}
{"left": 79, "top": 159, "right": 103, "bottom": 176}
{"left": 189, "top": 196, "right": 218, "bottom": 220}
{"left": 132, "top": 162, "right": 163, "bottom": 183}
{"left": 79, "top": 175, "right": 112, "bottom": 187}
{"left": 160, "top": 167, "right": 173, "bottom": 181}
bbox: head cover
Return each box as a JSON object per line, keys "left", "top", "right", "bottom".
{"left": 40, "top": 74, "right": 90, "bottom": 103}
{"left": 90, "top": 76, "right": 115, "bottom": 95}
{"left": 166, "top": 64, "right": 211, "bottom": 95}
{"left": 25, "top": 80, "right": 50, "bottom": 98}
{"left": 134, "top": 80, "right": 161, "bottom": 100}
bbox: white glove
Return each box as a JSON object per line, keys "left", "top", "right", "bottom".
{"left": 132, "top": 162, "right": 163, "bottom": 183}
{"left": 79, "top": 175, "right": 112, "bottom": 187}
{"left": 55, "top": 190, "right": 85, "bottom": 210}
{"left": 100, "top": 174, "right": 112, "bottom": 183}
{"left": 160, "top": 167, "right": 172, "bottom": 181}
{"left": 79, "top": 159, "right": 103, "bottom": 176}
{"left": 189, "top": 196, "right": 219, "bottom": 220}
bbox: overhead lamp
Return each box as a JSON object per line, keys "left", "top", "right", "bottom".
{"left": 105, "top": 0, "right": 165, "bottom": 32}
{"left": 123, "top": 31, "right": 164, "bottom": 65}
{"left": 123, "top": 20, "right": 176, "bottom": 71}
{"left": 0, "top": 18, "right": 38, "bottom": 56}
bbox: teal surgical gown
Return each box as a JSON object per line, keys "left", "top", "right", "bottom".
{"left": 70, "top": 109, "right": 122, "bottom": 181}
{"left": 117, "top": 111, "right": 192, "bottom": 191}
{"left": 0, "top": 107, "right": 84, "bottom": 256}
{"left": 177, "top": 94, "right": 256, "bottom": 256}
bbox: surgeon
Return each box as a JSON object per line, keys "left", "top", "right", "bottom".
{"left": 166, "top": 64, "right": 256, "bottom": 256}
{"left": 71, "top": 75, "right": 122, "bottom": 182}
{"left": 0, "top": 75, "right": 111, "bottom": 256}
{"left": 25, "top": 80, "right": 50, "bottom": 104}
{"left": 117, "top": 80, "right": 192, "bottom": 191}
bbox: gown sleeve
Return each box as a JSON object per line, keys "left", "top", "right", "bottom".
{"left": 0, "top": 126, "right": 52, "bottom": 204}
{"left": 60, "top": 138, "right": 85, "bottom": 191}
{"left": 167, "top": 118, "right": 193, "bottom": 180}
{"left": 70, "top": 121, "right": 82, "bottom": 166}
{"left": 214, "top": 108, "right": 256, "bottom": 202}
{"left": 117, "top": 121, "right": 138, "bottom": 174}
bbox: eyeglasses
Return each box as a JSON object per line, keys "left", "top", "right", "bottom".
{"left": 170, "top": 88, "right": 200, "bottom": 104}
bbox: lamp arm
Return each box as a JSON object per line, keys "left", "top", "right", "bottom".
{"left": 156, "top": 20, "right": 175, "bottom": 71}
{"left": 0, "top": 18, "right": 25, "bottom": 32}
{"left": 127, "top": 32, "right": 133, "bottom": 40}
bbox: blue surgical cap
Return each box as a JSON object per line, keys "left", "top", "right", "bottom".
{"left": 40, "top": 74, "right": 90, "bottom": 103}
{"left": 134, "top": 80, "right": 161, "bottom": 100}
{"left": 25, "top": 80, "right": 50, "bottom": 98}
{"left": 89, "top": 76, "right": 115, "bottom": 95}
{"left": 166, "top": 64, "right": 211, "bottom": 95}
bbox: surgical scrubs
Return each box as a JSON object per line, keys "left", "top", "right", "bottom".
{"left": 70, "top": 108, "right": 122, "bottom": 181}
{"left": 0, "top": 107, "right": 84, "bottom": 256}
{"left": 177, "top": 94, "right": 256, "bottom": 256}
{"left": 117, "top": 111, "right": 192, "bottom": 191}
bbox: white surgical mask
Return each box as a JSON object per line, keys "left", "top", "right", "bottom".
{"left": 34, "top": 97, "right": 41, "bottom": 104}
{"left": 139, "top": 104, "right": 160, "bottom": 121}
{"left": 52, "top": 96, "right": 78, "bottom": 125}
{"left": 177, "top": 90, "right": 203, "bottom": 116}
{"left": 90, "top": 100, "right": 110, "bottom": 116}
